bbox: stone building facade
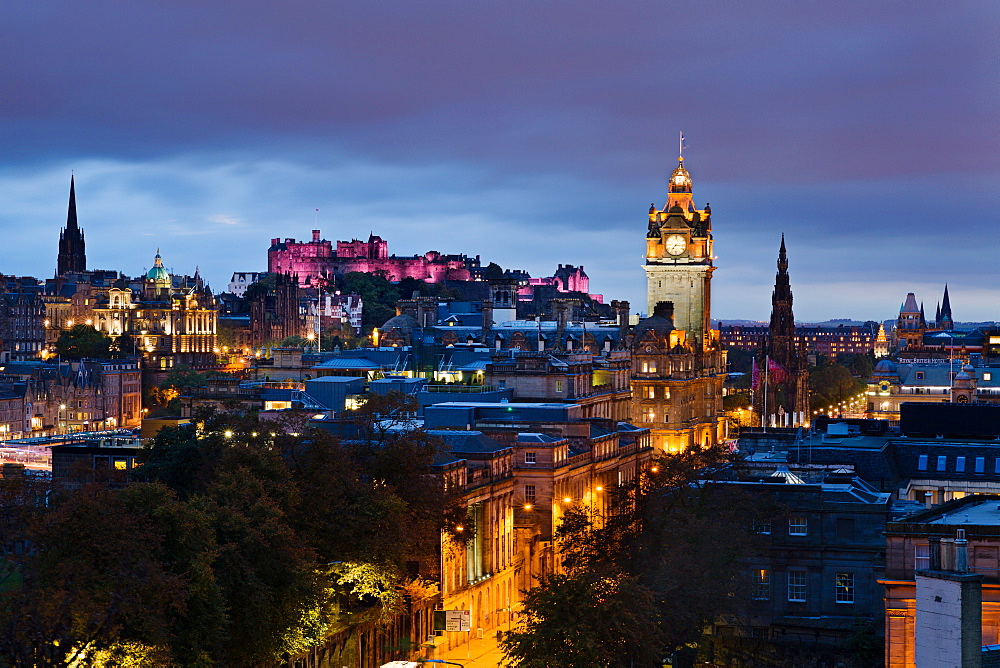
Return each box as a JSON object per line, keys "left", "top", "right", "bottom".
{"left": 91, "top": 251, "right": 218, "bottom": 370}
{"left": 268, "top": 230, "right": 475, "bottom": 287}
{"left": 633, "top": 155, "right": 728, "bottom": 453}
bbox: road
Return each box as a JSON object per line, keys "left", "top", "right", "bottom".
{"left": 430, "top": 630, "right": 508, "bottom": 667}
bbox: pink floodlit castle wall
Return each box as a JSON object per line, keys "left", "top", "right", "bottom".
{"left": 268, "top": 230, "right": 472, "bottom": 287}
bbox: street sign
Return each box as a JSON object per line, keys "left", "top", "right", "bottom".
{"left": 433, "top": 609, "right": 471, "bottom": 632}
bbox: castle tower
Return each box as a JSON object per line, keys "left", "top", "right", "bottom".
{"left": 57, "top": 176, "right": 87, "bottom": 275}
{"left": 753, "top": 237, "right": 810, "bottom": 427}
{"left": 644, "top": 156, "right": 714, "bottom": 350}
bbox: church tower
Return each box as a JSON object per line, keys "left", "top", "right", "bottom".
{"left": 57, "top": 176, "right": 87, "bottom": 276}
{"left": 644, "top": 156, "right": 714, "bottom": 350}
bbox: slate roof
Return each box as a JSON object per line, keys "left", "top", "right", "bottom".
{"left": 425, "top": 429, "right": 509, "bottom": 454}
{"left": 311, "top": 358, "right": 381, "bottom": 370}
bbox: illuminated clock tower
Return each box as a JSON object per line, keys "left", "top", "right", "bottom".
{"left": 644, "top": 156, "right": 714, "bottom": 350}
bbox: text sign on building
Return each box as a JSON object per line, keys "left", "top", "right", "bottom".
{"left": 433, "top": 610, "right": 471, "bottom": 632}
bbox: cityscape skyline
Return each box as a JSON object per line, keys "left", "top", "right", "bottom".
{"left": 3, "top": 1, "right": 998, "bottom": 322}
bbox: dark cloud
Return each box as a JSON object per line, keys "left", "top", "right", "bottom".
{"left": 2, "top": 0, "right": 999, "bottom": 321}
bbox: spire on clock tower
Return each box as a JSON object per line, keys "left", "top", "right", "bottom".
{"left": 665, "top": 157, "right": 694, "bottom": 212}
{"left": 57, "top": 175, "right": 87, "bottom": 276}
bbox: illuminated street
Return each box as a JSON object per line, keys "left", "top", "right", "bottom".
{"left": 431, "top": 632, "right": 506, "bottom": 668}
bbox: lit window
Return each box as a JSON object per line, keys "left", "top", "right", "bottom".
{"left": 113, "top": 459, "right": 128, "bottom": 470}
{"left": 789, "top": 516, "right": 807, "bottom": 536}
{"left": 643, "top": 407, "right": 656, "bottom": 423}
{"left": 525, "top": 452, "right": 537, "bottom": 464}
{"left": 836, "top": 573, "right": 854, "bottom": 603}
{"left": 787, "top": 571, "right": 807, "bottom": 602}
{"left": 555, "top": 380, "right": 564, "bottom": 393}
{"left": 985, "top": 372, "right": 992, "bottom": 381}
{"left": 956, "top": 456, "right": 966, "bottom": 472}
{"left": 645, "top": 386, "right": 656, "bottom": 399}
{"left": 752, "top": 569, "right": 770, "bottom": 600}
{"left": 915, "top": 543, "right": 930, "bottom": 571}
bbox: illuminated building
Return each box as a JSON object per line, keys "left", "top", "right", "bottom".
{"left": 632, "top": 156, "right": 728, "bottom": 452}
{"left": 92, "top": 250, "right": 218, "bottom": 370}
{"left": 267, "top": 230, "right": 475, "bottom": 287}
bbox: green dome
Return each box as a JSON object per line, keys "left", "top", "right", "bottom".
{"left": 146, "top": 250, "right": 171, "bottom": 284}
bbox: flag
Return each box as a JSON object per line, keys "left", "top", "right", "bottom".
{"left": 768, "top": 358, "right": 788, "bottom": 384}
{"left": 751, "top": 357, "right": 761, "bottom": 391}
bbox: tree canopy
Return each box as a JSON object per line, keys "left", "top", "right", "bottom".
{"left": 54, "top": 324, "right": 113, "bottom": 359}
{"left": 0, "top": 401, "right": 457, "bottom": 665}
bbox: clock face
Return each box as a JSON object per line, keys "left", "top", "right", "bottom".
{"left": 665, "top": 234, "right": 686, "bottom": 256}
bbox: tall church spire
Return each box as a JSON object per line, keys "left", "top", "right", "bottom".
{"left": 940, "top": 284, "right": 953, "bottom": 328}
{"left": 66, "top": 175, "right": 78, "bottom": 231}
{"left": 57, "top": 175, "right": 87, "bottom": 275}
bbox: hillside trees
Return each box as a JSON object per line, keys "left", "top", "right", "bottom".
{"left": 0, "top": 397, "right": 456, "bottom": 665}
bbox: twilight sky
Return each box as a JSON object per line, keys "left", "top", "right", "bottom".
{"left": 3, "top": 1, "right": 999, "bottom": 322}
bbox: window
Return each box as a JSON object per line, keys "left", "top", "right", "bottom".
{"left": 752, "top": 569, "right": 770, "bottom": 600}
{"left": 985, "top": 372, "right": 993, "bottom": 381}
{"left": 916, "top": 372, "right": 924, "bottom": 380}
{"left": 643, "top": 407, "right": 656, "bottom": 423}
{"left": 917, "top": 454, "right": 928, "bottom": 471}
{"left": 524, "top": 452, "right": 537, "bottom": 464}
{"left": 789, "top": 516, "right": 808, "bottom": 536}
{"left": 915, "top": 543, "right": 930, "bottom": 571}
{"left": 645, "top": 386, "right": 656, "bottom": 399}
{"left": 554, "top": 380, "right": 564, "bottom": 393}
{"left": 836, "top": 573, "right": 855, "bottom": 603}
{"left": 956, "top": 456, "right": 966, "bottom": 472}
{"left": 753, "top": 520, "right": 772, "bottom": 535}
{"left": 524, "top": 485, "right": 536, "bottom": 501}
{"left": 937, "top": 455, "right": 947, "bottom": 471}
{"left": 836, "top": 518, "right": 855, "bottom": 539}
{"left": 977, "top": 457, "right": 986, "bottom": 473}
{"left": 787, "top": 571, "right": 807, "bottom": 602}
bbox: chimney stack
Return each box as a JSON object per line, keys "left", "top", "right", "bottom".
{"left": 956, "top": 529, "right": 969, "bottom": 573}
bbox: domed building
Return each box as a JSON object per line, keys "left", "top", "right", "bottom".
{"left": 92, "top": 250, "right": 218, "bottom": 372}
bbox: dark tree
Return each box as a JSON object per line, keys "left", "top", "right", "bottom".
{"left": 484, "top": 262, "right": 505, "bottom": 280}
{"left": 54, "top": 324, "right": 112, "bottom": 359}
